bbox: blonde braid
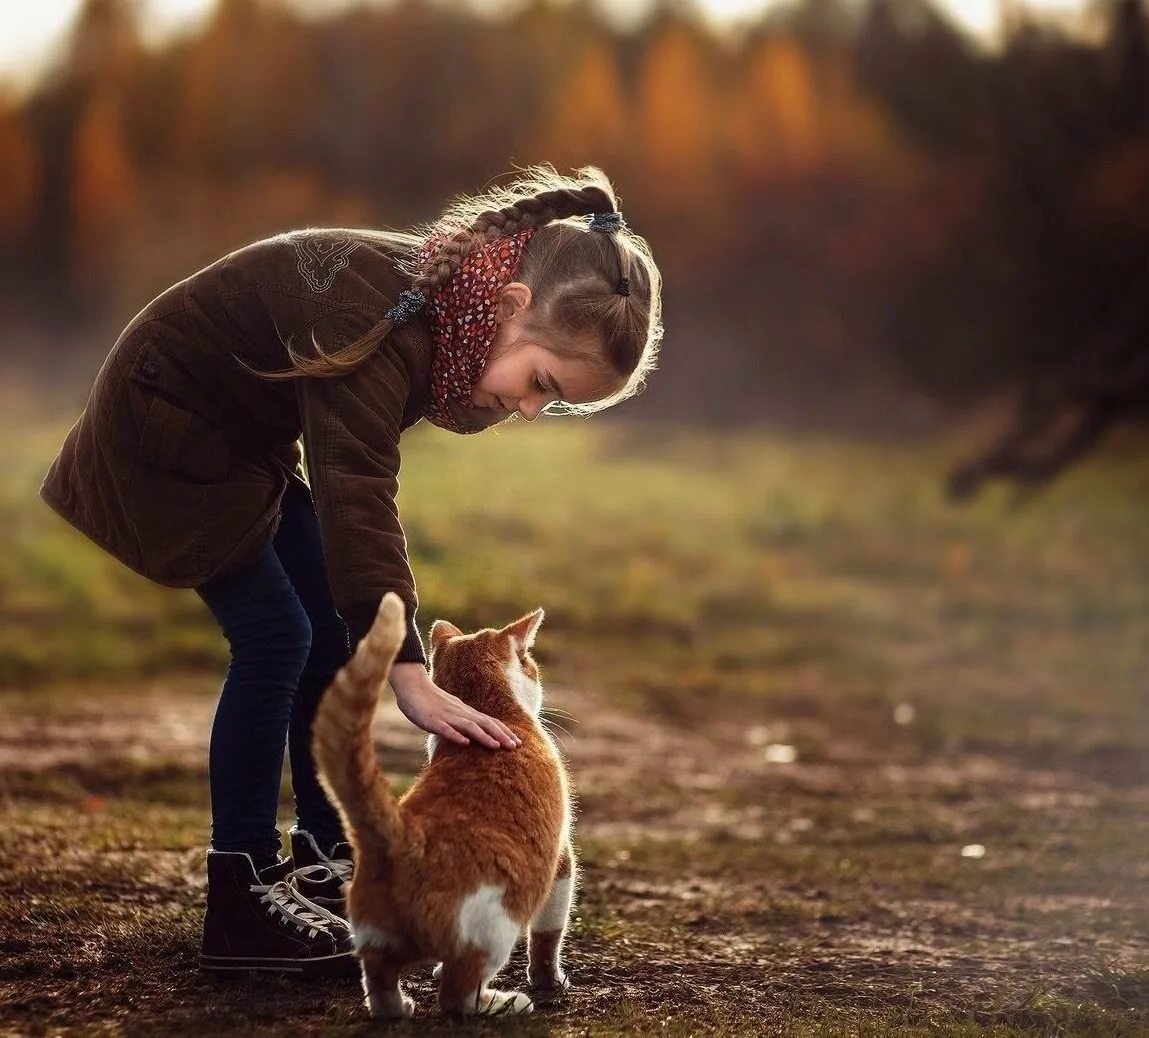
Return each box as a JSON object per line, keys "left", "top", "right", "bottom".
{"left": 411, "top": 187, "right": 614, "bottom": 297}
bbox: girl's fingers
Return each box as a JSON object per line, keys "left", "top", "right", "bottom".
{"left": 466, "top": 711, "right": 520, "bottom": 749}
{"left": 459, "top": 717, "right": 502, "bottom": 750}
{"left": 436, "top": 689, "right": 519, "bottom": 749}
{"left": 494, "top": 720, "right": 521, "bottom": 747}
{"left": 437, "top": 722, "right": 470, "bottom": 746}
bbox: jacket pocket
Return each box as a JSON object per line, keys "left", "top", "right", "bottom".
{"left": 134, "top": 390, "right": 231, "bottom": 482}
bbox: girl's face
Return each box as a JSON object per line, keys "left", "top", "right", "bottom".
{"left": 465, "top": 282, "right": 624, "bottom": 430}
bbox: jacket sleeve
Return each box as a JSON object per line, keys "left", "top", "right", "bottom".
{"left": 296, "top": 308, "right": 426, "bottom": 665}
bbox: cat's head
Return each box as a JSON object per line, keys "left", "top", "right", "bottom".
{"left": 428, "top": 609, "right": 546, "bottom": 717}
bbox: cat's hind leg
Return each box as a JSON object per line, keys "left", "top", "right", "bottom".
{"left": 437, "top": 947, "right": 534, "bottom": 1017}
{"left": 356, "top": 945, "right": 415, "bottom": 1019}
{"left": 527, "top": 841, "right": 576, "bottom": 1001}
{"left": 437, "top": 885, "right": 533, "bottom": 1016}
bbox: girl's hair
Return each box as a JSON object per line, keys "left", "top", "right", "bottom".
{"left": 270, "top": 164, "right": 663, "bottom": 414}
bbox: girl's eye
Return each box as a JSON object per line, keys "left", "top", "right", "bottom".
{"left": 533, "top": 376, "right": 546, "bottom": 393}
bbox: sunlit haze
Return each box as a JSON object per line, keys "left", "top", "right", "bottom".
{"left": 0, "top": 0, "right": 1094, "bottom": 94}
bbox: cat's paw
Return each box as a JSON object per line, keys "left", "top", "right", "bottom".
{"left": 367, "top": 991, "right": 415, "bottom": 1019}
{"left": 476, "top": 989, "right": 534, "bottom": 1016}
{"left": 528, "top": 971, "right": 572, "bottom": 1003}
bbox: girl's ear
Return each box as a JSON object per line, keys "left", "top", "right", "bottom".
{"left": 430, "top": 619, "right": 463, "bottom": 649}
{"left": 496, "top": 282, "right": 532, "bottom": 323}
{"left": 503, "top": 608, "right": 544, "bottom": 655}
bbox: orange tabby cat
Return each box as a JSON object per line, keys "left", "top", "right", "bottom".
{"left": 312, "top": 593, "right": 575, "bottom": 1018}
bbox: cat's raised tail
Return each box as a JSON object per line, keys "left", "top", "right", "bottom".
{"left": 313, "top": 592, "right": 408, "bottom": 856}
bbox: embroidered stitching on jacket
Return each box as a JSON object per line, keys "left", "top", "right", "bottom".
{"left": 292, "top": 234, "right": 361, "bottom": 293}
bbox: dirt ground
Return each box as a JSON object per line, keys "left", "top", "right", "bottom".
{"left": 1, "top": 676, "right": 1146, "bottom": 1036}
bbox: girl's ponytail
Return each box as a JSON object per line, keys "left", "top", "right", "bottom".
{"left": 256, "top": 288, "right": 425, "bottom": 381}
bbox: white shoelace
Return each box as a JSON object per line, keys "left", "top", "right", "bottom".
{"left": 289, "top": 854, "right": 353, "bottom": 890}
{"left": 249, "top": 879, "right": 349, "bottom": 938}
{"left": 326, "top": 853, "right": 353, "bottom": 885}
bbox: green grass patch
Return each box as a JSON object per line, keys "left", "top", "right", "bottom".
{"left": 9, "top": 419, "right": 1149, "bottom": 772}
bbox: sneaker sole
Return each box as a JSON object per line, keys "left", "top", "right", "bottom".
{"left": 200, "top": 952, "right": 360, "bottom": 978}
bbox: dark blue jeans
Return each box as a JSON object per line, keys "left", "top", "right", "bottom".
{"left": 196, "top": 480, "right": 350, "bottom": 868}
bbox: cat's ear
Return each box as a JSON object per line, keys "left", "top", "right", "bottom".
{"left": 430, "top": 619, "right": 463, "bottom": 649}
{"left": 503, "top": 608, "right": 544, "bottom": 655}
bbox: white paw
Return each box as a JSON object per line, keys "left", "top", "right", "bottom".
{"left": 476, "top": 990, "right": 534, "bottom": 1016}
{"left": 367, "top": 992, "right": 415, "bottom": 1019}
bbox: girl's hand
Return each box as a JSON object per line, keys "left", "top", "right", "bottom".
{"left": 390, "top": 662, "right": 521, "bottom": 750}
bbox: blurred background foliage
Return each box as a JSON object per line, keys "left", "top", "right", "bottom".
{"left": 3, "top": 0, "right": 1148, "bottom": 441}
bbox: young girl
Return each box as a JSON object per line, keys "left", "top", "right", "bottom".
{"left": 40, "top": 165, "right": 663, "bottom": 976}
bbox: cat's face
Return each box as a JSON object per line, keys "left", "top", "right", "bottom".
{"left": 429, "top": 609, "right": 545, "bottom": 717}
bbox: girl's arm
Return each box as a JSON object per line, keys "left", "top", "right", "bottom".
{"left": 297, "top": 309, "right": 517, "bottom": 750}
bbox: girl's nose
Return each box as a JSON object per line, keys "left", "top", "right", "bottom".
{"left": 518, "top": 398, "right": 543, "bottom": 421}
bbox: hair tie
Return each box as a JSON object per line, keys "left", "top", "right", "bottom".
{"left": 615, "top": 276, "right": 631, "bottom": 297}
{"left": 586, "top": 211, "right": 625, "bottom": 234}
{"left": 386, "top": 289, "right": 426, "bottom": 326}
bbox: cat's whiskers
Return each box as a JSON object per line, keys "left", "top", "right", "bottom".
{"left": 539, "top": 709, "right": 574, "bottom": 733}
{"left": 539, "top": 717, "right": 573, "bottom": 753}
{"left": 540, "top": 710, "right": 577, "bottom": 737}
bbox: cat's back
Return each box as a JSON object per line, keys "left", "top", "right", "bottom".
{"left": 395, "top": 732, "right": 569, "bottom": 915}
{"left": 405, "top": 732, "right": 568, "bottom": 844}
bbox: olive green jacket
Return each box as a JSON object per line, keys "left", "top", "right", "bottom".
{"left": 40, "top": 229, "right": 433, "bottom": 662}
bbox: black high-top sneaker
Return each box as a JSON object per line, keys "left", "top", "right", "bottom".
{"left": 200, "top": 851, "right": 358, "bottom": 977}
{"left": 289, "top": 830, "right": 354, "bottom": 919}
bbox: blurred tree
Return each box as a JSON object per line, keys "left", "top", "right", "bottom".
{"left": 250, "top": 7, "right": 327, "bottom": 176}
{"left": 787, "top": 0, "right": 860, "bottom": 49}
{"left": 70, "top": 90, "right": 138, "bottom": 281}
{"left": 636, "top": 20, "right": 717, "bottom": 195}
{"left": 530, "top": 36, "right": 630, "bottom": 170}
{"left": 948, "top": 0, "right": 1149, "bottom": 497}
{"left": 726, "top": 33, "right": 824, "bottom": 182}
{"left": 20, "top": 0, "right": 142, "bottom": 321}
{"left": 65, "top": 0, "right": 141, "bottom": 83}
{"left": 4, "top": 0, "right": 1149, "bottom": 441}
{"left": 820, "top": 44, "right": 902, "bottom": 168}
{"left": 1107, "top": 0, "right": 1149, "bottom": 133}
{"left": 856, "top": 0, "right": 985, "bottom": 154}
{"left": 423, "top": 3, "right": 547, "bottom": 202}
{"left": 635, "top": 17, "right": 724, "bottom": 260}
{"left": 173, "top": 0, "right": 270, "bottom": 175}
{"left": 0, "top": 103, "right": 41, "bottom": 247}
